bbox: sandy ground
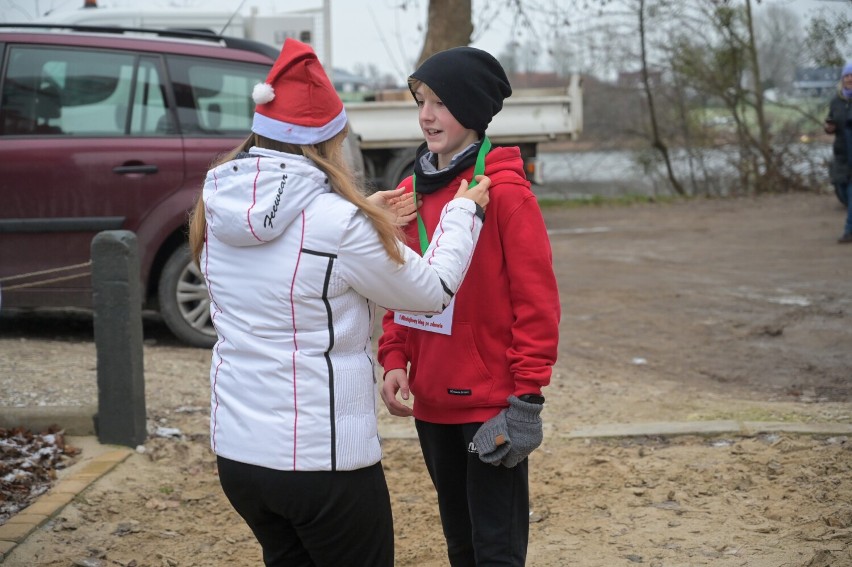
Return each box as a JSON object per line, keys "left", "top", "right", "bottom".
{"left": 1, "top": 192, "right": 851, "bottom": 566}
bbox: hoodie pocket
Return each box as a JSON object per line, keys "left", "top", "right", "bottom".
{"left": 410, "top": 322, "right": 494, "bottom": 409}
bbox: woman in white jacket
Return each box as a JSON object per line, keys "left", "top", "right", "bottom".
{"left": 187, "top": 39, "right": 490, "bottom": 567}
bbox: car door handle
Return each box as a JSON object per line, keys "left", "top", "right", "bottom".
{"left": 113, "top": 164, "right": 159, "bottom": 175}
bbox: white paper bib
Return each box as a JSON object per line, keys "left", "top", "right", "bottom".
{"left": 394, "top": 297, "right": 455, "bottom": 335}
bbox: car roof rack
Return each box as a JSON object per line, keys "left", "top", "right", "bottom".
{"left": 0, "top": 22, "right": 278, "bottom": 60}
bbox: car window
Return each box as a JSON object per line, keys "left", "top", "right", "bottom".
{"left": 167, "top": 55, "right": 268, "bottom": 136}
{"left": 126, "top": 56, "right": 170, "bottom": 136}
{"left": 0, "top": 46, "right": 170, "bottom": 137}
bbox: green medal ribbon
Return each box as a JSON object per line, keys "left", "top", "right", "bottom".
{"left": 412, "top": 137, "right": 491, "bottom": 255}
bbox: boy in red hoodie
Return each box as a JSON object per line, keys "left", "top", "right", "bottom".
{"left": 378, "top": 46, "right": 561, "bottom": 566}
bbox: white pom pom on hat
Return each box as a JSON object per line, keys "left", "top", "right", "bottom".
{"left": 252, "top": 82, "right": 275, "bottom": 105}
{"left": 251, "top": 38, "right": 347, "bottom": 145}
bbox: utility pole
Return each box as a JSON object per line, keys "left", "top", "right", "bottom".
{"left": 323, "top": 0, "right": 332, "bottom": 81}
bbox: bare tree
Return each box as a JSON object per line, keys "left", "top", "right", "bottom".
{"left": 755, "top": 4, "right": 803, "bottom": 94}
{"left": 804, "top": 8, "right": 852, "bottom": 67}
{"left": 497, "top": 42, "right": 521, "bottom": 76}
{"left": 407, "top": 0, "right": 826, "bottom": 196}
{"left": 415, "top": 0, "right": 473, "bottom": 66}
{"left": 742, "top": 0, "right": 780, "bottom": 193}
{"left": 413, "top": 0, "right": 590, "bottom": 65}
{"left": 564, "top": 0, "right": 688, "bottom": 194}
{"left": 666, "top": 0, "right": 826, "bottom": 195}
{"left": 636, "top": 0, "right": 684, "bottom": 195}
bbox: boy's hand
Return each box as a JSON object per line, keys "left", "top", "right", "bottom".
{"left": 380, "top": 368, "right": 413, "bottom": 417}
{"left": 472, "top": 395, "right": 544, "bottom": 468}
{"left": 455, "top": 175, "right": 491, "bottom": 210}
{"left": 472, "top": 409, "right": 511, "bottom": 465}
{"left": 499, "top": 395, "right": 544, "bottom": 468}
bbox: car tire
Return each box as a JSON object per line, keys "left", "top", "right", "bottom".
{"left": 158, "top": 244, "right": 216, "bottom": 348}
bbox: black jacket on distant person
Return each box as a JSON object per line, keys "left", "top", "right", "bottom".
{"left": 826, "top": 88, "right": 851, "bottom": 186}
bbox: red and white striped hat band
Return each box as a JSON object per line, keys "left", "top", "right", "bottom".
{"left": 251, "top": 38, "right": 347, "bottom": 145}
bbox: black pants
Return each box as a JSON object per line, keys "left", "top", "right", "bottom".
{"left": 217, "top": 456, "right": 394, "bottom": 567}
{"left": 415, "top": 420, "right": 530, "bottom": 567}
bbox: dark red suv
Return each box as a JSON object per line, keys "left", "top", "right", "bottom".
{"left": 0, "top": 25, "right": 277, "bottom": 347}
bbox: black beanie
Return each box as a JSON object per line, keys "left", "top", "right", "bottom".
{"left": 409, "top": 46, "right": 512, "bottom": 135}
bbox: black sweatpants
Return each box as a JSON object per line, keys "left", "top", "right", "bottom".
{"left": 415, "top": 420, "right": 530, "bottom": 567}
{"left": 217, "top": 456, "right": 394, "bottom": 567}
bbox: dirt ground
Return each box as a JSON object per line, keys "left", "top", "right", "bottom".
{"left": 1, "top": 192, "right": 851, "bottom": 566}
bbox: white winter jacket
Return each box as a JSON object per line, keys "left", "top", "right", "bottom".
{"left": 201, "top": 147, "right": 482, "bottom": 472}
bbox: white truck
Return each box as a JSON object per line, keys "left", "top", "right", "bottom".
{"left": 346, "top": 80, "right": 583, "bottom": 189}
{"left": 36, "top": 6, "right": 583, "bottom": 188}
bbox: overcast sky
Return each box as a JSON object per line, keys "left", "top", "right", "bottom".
{"left": 1, "top": 0, "right": 539, "bottom": 82}
{"left": 2, "top": 0, "right": 850, "bottom": 83}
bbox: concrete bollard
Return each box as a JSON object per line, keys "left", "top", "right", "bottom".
{"left": 91, "top": 230, "right": 147, "bottom": 447}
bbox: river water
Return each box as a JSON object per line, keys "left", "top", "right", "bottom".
{"left": 535, "top": 143, "right": 835, "bottom": 199}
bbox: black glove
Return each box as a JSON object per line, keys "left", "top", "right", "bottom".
{"left": 472, "top": 395, "right": 543, "bottom": 468}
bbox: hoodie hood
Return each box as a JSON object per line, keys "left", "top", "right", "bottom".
{"left": 481, "top": 144, "right": 528, "bottom": 184}
{"left": 203, "top": 146, "right": 331, "bottom": 247}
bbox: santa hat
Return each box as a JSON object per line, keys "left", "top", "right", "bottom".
{"left": 251, "top": 38, "right": 347, "bottom": 145}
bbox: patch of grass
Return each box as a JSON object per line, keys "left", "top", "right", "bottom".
{"left": 696, "top": 99, "right": 826, "bottom": 137}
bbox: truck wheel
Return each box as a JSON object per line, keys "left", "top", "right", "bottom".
{"left": 383, "top": 150, "right": 415, "bottom": 190}
{"left": 158, "top": 245, "right": 216, "bottom": 348}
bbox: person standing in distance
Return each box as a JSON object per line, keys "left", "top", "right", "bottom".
{"left": 188, "top": 38, "right": 491, "bottom": 567}
{"left": 378, "top": 46, "right": 561, "bottom": 566}
{"left": 824, "top": 61, "right": 852, "bottom": 244}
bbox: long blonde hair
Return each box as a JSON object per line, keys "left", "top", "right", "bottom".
{"left": 188, "top": 128, "right": 404, "bottom": 265}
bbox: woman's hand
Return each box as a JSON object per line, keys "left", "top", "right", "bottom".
{"left": 367, "top": 187, "right": 419, "bottom": 225}
{"left": 455, "top": 175, "right": 491, "bottom": 210}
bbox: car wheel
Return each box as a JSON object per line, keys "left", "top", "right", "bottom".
{"left": 158, "top": 245, "right": 216, "bottom": 348}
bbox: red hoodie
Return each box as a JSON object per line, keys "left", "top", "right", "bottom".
{"left": 378, "top": 145, "right": 561, "bottom": 424}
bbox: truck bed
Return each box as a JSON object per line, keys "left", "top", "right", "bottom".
{"left": 345, "top": 80, "right": 583, "bottom": 150}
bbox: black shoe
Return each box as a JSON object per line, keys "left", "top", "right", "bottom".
{"left": 839, "top": 233, "right": 852, "bottom": 244}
